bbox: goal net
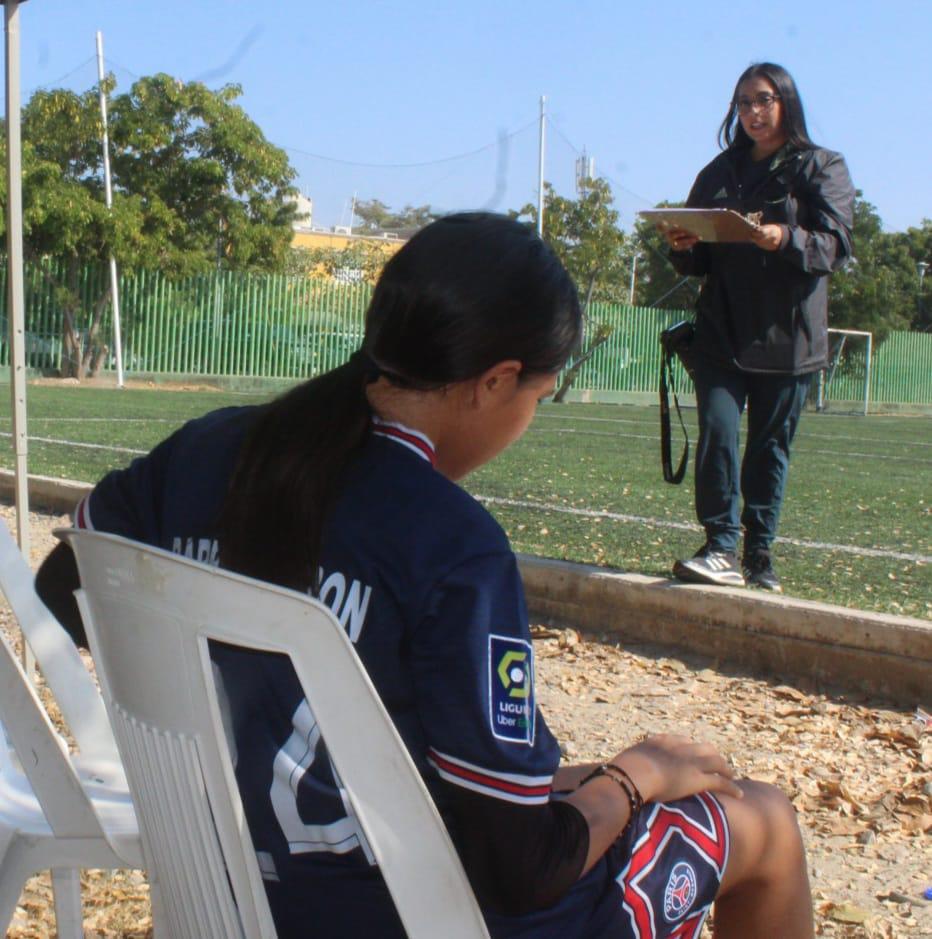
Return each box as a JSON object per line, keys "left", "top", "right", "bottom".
{"left": 814, "top": 328, "right": 873, "bottom": 416}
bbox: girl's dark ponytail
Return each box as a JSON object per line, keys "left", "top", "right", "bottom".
{"left": 217, "top": 353, "right": 376, "bottom": 590}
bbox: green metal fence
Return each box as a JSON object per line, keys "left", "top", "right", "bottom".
{"left": 2, "top": 261, "right": 931, "bottom": 406}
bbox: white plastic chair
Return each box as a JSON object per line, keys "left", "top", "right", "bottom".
{"left": 67, "top": 527, "right": 490, "bottom": 939}
{"left": 0, "top": 521, "right": 143, "bottom": 938}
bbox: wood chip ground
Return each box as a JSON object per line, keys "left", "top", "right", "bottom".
{"left": 4, "top": 506, "right": 930, "bottom": 938}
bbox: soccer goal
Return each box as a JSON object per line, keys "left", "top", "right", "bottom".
{"left": 814, "top": 328, "right": 873, "bottom": 416}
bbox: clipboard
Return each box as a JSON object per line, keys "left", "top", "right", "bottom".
{"left": 638, "top": 208, "right": 761, "bottom": 243}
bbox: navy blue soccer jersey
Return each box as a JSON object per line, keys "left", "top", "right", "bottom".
{"left": 76, "top": 409, "right": 564, "bottom": 935}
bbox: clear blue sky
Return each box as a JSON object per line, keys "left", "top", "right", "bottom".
{"left": 8, "top": 0, "right": 931, "bottom": 233}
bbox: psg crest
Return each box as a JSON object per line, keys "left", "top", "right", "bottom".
{"left": 663, "top": 861, "right": 697, "bottom": 922}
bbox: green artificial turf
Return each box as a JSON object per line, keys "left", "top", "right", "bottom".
{"left": 0, "top": 385, "right": 928, "bottom": 619}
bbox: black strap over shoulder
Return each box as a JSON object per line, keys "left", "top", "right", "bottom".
{"left": 659, "top": 322, "right": 694, "bottom": 485}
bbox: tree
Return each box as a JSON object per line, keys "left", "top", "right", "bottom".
{"left": 0, "top": 73, "right": 298, "bottom": 378}
{"left": 353, "top": 199, "right": 438, "bottom": 236}
{"left": 515, "top": 179, "right": 630, "bottom": 401}
{"left": 894, "top": 219, "right": 932, "bottom": 330}
{"left": 827, "top": 195, "right": 917, "bottom": 342}
{"left": 286, "top": 240, "right": 390, "bottom": 284}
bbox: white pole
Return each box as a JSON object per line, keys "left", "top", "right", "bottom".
{"left": 628, "top": 250, "right": 638, "bottom": 305}
{"left": 4, "top": 0, "right": 34, "bottom": 672}
{"left": 863, "top": 333, "right": 872, "bottom": 417}
{"left": 96, "top": 30, "right": 124, "bottom": 388}
{"left": 349, "top": 190, "right": 356, "bottom": 235}
{"left": 5, "top": 1, "right": 29, "bottom": 554}
{"left": 536, "top": 95, "right": 546, "bottom": 237}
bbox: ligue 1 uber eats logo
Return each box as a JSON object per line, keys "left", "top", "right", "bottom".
{"left": 489, "top": 636, "right": 534, "bottom": 744}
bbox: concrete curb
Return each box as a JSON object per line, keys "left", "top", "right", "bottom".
{"left": 517, "top": 555, "right": 931, "bottom": 708}
{"left": 0, "top": 470, "right": 89, "bottom": 516}
{"left": 3, "top": 471, "right": 928, "bottom": 706}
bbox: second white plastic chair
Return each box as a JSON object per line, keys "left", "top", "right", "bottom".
{"left": 0, "top": 520, "right": 143, "bottom": 938}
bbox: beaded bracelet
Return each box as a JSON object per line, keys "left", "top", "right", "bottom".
{"left": 579, "top": 763, "right": 644, "bottom": 828}
{"left": 603, "top": 763, "right": 644, "bottom": 816}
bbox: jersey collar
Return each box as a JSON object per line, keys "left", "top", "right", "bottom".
{"left": 371, "top": 418, "right": 437, "bottom": 467}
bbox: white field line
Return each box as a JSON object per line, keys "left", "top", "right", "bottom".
{"left": 476, "top": 496, "right": 932, "bottom": 564}
{"left": 23, "top": 417, "right": 179, "bottom": 423}
{"left": 535, "top": 412, "right": 932, "bottom": 448}
{"left": 527, "top": 426, "right": 932, "bottom": 463}
{"left": 0, "top": 431, "right": 147, "bottom": 456}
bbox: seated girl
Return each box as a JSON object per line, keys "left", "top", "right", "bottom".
{"left": 38, "top": 212, "right": 814, "bottom": 938}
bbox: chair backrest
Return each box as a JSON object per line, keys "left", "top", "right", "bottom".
{"left": 0, "top": 518, "right": 120, "bottom": 766}
{"left": 67, "top": 528, "right": 490, "bottom": 939}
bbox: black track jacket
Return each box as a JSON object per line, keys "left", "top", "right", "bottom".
{"left": 670, "top": 144, "right": 855, "bottom": 374}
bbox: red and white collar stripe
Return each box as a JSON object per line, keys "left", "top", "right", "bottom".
{"left": 74, "top": 493, "right": 95, "bottom": 530}
{"left": 371, "top": 418, "right": 436, "bottom": 466}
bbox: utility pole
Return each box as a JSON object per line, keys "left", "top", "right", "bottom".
{"left": 536, "top": 95, "right": 546, "bottom": 237}
{"left": 4, "top": 0, "right": 29, "bottom": 562}
{"left": 96, "top": 30, "right": 125, "bottom": 387}
{"left": 3, "top": 0, "right": 33, "bottom": 672}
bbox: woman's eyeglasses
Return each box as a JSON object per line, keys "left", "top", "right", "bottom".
{"left": 735, "top": 93, "right": 780, "bottom": 113}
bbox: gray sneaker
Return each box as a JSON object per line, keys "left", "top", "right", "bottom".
{"left": 673, "top": 547, "right": 746, "bottom": 587}
{"left": 743, "top": 549, "right": 782, "bottom": 592}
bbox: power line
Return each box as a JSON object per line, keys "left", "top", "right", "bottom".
{"left": 545, "top": 113, "right": 658, "bottom": 209}
{"left": 24, "top": 55, "right": 97, "bottom": 96}
{"left": 106, "top": 58, "right": 142, "bottom": 82}
{"left": 280, "top": 118, "right": 537, "bottom": 170}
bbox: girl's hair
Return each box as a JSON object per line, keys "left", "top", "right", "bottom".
{"left": 217, "top": 212, "right": 582, "bottom": 590}
{"left": 717, "top": 62, "right": 816, "bottom": 152}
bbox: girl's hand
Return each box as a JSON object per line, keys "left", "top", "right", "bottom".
{"left": 663, "top": 227, "right": 699, "bottom": 252}
{"left": 749, "top": 223, "right": 785, "bottom": 251}
{"left": 611, "top": 734, "right": 744, "bottom": 804}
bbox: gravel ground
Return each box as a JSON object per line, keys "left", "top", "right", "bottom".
{"left": 3, "top": 505, "right": 930, "bottom": 938}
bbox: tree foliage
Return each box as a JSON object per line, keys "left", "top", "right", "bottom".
{"left": 515, "top": 178, "right": 631, "bottom": 401}
{"left": 352, "top": 199, "right": 438, "bottom": 236}
{"left": 285, "top": 240, "right": 390, "bottom": 284}
{"left": 0, "top": 73, "right": 298, "bottom": 378}
{"left": 517, "top": 179, "right": 630, "bottom": 306}
{"left": 827, "top": 195, "right": 926, "bottom": 342}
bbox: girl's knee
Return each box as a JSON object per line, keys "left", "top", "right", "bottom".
{"left": 742, "top": 780, "right": 803, "bottom": 842}
{"left": 721, "top": 780, "right": 807, "bottom": 889}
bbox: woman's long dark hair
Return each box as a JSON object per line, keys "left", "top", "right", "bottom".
{"left": 217, "top": 212, "right": 582, "bottom": 591}
{"left": 718, "top": 62, "right": 816, "bottom": 152}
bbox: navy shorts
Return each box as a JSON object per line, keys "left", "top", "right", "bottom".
{"left": 484, "top": 791, "right": 730, "bottom": 939}
{"left": 606, "top": 791, "right": 730, "bottom": 938}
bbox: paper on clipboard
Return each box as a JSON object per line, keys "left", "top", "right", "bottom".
{"left": 638, "top": 208, "right": 761, "bottom": 243}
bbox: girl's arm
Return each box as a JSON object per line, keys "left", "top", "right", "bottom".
{"left": 35, "top": 542, "right": 86, "bottom": 646}
{"left": 564, "top": 734, "right": 743, "bottom": 876}
{"left": 445, "top": 734, "right": 742, "bottom": 915}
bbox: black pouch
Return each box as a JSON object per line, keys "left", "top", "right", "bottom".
{"left": 659, "top": 321, "right": 695, "bottom": 484}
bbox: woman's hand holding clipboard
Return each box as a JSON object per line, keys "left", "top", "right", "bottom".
{"left": 639, "top": 208, "right": 763, "bottom": 243}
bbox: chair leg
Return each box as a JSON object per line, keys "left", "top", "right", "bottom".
{"left": 149, "top": 875, "right": 169, "bottom": 938}
{"left": 0, "top": 852, "right": 27, "bottom": 937}
{"left": 51, "top": 868, "right": 85, "bottom": 939}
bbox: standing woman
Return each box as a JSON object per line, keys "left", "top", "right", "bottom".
{"left": 39, "top": 213, "right": 814, "bottom": 937}
{"left": 665, "top": 63, "right": 855, "bottom": 591}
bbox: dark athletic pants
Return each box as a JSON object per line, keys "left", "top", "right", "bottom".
{"left": 693, "top": 361, "right": 813, "bottom": 557}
